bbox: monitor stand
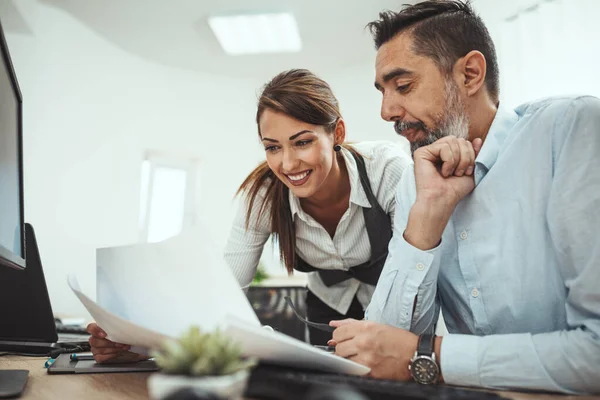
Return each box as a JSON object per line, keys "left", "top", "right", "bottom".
{"left": 0, "top": 223, "right": 59, "bottom": 355}
{"left": 0, "top": 370, "right": 28, "bottom": 398}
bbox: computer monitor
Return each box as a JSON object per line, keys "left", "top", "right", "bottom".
{"left": 0, "top": 17, "right": 30, "bottom": 399}
{"left": 0, "top": 17, "right": 25, "bottom": 272}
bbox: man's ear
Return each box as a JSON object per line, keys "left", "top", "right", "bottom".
{"left": 455, "top": 50, "right": 487, "bottom": 97}
{"left": 334, "top": 118, "right": 347, "bottom": 145}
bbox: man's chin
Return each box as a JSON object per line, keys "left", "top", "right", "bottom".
{"left": 409, "top": 139, "right": 432, "bottom": 155}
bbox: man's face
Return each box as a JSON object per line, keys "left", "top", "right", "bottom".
{"left": 374, "top": 32, "right": 469, "bottom": 154}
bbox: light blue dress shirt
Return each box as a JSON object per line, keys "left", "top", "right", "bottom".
{"left": 366, "top": 96, "right": 600, "bottom": 394}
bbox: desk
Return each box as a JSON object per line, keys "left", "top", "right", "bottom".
{"left": 2, "top": 356, "right": 599, "bottom": 400}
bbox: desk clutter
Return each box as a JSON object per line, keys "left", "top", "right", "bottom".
{"left": 247, "top": 286, "right": 308, "bottom": 341}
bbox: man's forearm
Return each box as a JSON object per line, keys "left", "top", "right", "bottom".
{"left": 440, "top": 328, "right": 600, "bottom": 393}
{"left": 404, "top": 199, "right": 454, "bottom": 251}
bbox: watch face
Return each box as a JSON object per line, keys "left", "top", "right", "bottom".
{"left": 410, "top": 356, "right": 439, "bottom": 384}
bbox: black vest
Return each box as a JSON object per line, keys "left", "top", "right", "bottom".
{"left": 294, "top": 150, "right": 392, "bottom": 287}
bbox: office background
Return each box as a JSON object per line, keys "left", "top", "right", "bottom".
{"left": 0, "top": 0, "right": 598, "bottom": 318}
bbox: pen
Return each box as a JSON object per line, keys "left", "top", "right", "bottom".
{"left": 70, "top": 353, "right": 95, "bottom": 361}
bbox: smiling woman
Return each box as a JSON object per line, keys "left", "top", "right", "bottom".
{"left": 224, "top": 69, "right": 412, "bottom": 345}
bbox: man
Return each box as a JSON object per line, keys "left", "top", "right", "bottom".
{"left": 329, "top": 0, "right": 600, "bottom": 394}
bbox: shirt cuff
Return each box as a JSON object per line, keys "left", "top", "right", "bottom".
{"left": 366, "top": 235, "right": 441, "bottom": 326}
{"left": 390, "top": 233, "right": 440, "bottom": 273}
{"left": 441, "top": 334, "right": 482, "bottom": 388}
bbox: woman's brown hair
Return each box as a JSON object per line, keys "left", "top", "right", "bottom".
{"left": 236, "top": 69, "right": 344, "bottom": 274}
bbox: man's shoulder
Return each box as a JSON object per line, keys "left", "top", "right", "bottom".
{"left": 515, "top": 95, "right": 600, "bottom": 121}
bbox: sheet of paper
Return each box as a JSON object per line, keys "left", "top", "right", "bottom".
{"left": 68, "top": 274, "right": 172, "bottom": 349}
{"left": 95, "top": 227, "right": 260, "bottom": 339}
{"left": 223, "top": 315, "right": 370, "bottom": 375}
{"left": 68, "top": 226, "right": 370, "bottom": 376}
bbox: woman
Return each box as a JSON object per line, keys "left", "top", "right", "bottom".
{"left": 225, "top": 69, "right": 411, "bottom": 346}
{"left": 86, "top": 69, "right": 411, "bottom": 362}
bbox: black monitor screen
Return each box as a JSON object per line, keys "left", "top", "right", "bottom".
{"left": 0, "top": 20, "right": 25, "bottom": 270}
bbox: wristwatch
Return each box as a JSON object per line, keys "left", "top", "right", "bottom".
{"left": 408, "top": 333, "right": 440, "bottom": 384}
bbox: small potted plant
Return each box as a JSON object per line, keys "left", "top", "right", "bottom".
{"left": 251, "top": 263, "right": 270, "bottom": 286}
{"left": 147, "top": 326, "right": 257, "bottom": 400}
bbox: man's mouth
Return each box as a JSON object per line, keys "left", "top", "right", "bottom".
{"left": 401, "top": 128, "right": 423, "bottom": 142}
{"left": 395, "top": 121, "right": 427, "bottom": 143}
{"left": 285, "top": 170, "right": 312, "bottom": 186}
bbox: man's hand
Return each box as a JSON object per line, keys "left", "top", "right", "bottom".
{"left": 328, "top": 319, "right": 418, "bottom": 381}
{"left": 414, "top": 136, "right": 483, "bottom": 203}
{"left": 405, "top": 136, "right": 483, "bottom": 250}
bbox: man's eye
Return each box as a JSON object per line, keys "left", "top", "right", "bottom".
{"left": 396, "top": 84, "right": 411, "bottom": 93}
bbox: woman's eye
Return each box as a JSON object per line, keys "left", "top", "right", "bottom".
{"left": 396, "top": 84, "right": 411, "bottom": 94}
{"left": 296, "top": 139, "right": 312, "bottom": 147}
{"left": 264, "top": 146, "right": 279, "bottom": 153}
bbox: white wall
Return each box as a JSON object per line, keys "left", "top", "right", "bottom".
{"left": 11, "top": 0, "right": 595, "bottom": 318}
{"left": 3, "top": 0, "right": 412, "bottom": 317}
{"left": 490, "top": 0, "right": 600, "bottom": 108}
{"left": 4, "top": 0, "right": 266, "bottom": 316}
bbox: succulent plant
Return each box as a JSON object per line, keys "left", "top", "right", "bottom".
{"left": 152, "top": 326, "right": 256, "bottom": 377}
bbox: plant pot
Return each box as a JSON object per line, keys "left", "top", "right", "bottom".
{"left": 147, "top": 369, "right": 250, "bottom": 400}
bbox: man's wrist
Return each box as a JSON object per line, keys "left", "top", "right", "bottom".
{"left": 405, "top": 200, "right": 453, "bottom": 250}
{"left": 408, "top": 333, "right": 443, "bottom": 384}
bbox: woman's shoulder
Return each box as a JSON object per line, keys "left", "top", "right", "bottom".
{"left": 350, "top": 140, "right": 409, "bottom": 158}
{"left": 348, "top": 140, "right": 412, "bottom": 169}
{"left": 346, "top": 140, "right": 411, "bottom": 203}
{"left": 237, "top": 174, "right": 276, "bottom": 206}
{"left": 234, "top": 175, "right": 277, "bottom": 231}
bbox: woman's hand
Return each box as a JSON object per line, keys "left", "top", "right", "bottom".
{"left": 86, "top": 322, "right": 148, "bottom": 363}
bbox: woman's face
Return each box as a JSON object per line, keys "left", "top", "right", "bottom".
{"left": 259, "top": 109, "right": 337, "bottom": 199}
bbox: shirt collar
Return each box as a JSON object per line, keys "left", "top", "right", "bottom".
{"left": 288, "top": 146, "right": 371, "bottom": 220}
{"left": 474, "top": 102, "right": 520, "bottom": 185}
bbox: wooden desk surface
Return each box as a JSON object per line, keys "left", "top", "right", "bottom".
{"left": 2, "top": 356, "right": 599, "bottom": 400}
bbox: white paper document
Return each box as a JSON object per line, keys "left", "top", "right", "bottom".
{"left": 68, "top": 228, "right": 369, "bottom": 376}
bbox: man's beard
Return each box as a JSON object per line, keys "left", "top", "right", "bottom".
{"left": 395, "top": 80, "right": 470, "bottom": 155}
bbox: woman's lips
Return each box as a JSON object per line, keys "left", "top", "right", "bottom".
{"left": 286, "top": 170, "right": 312, "bottom": 186}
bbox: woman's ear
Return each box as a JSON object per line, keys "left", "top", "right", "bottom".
{"left": 334, "top": 118, "right": 346, "bottom": 145}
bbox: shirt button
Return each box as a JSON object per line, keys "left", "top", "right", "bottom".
{"left": 471, "top": 288, "right": 479, "bottom": 298}
{"left": 460, "top": 231, "right": 468, "bottom": 240}
{"left": 416, "top": 263, "right": 425, "bottom": 271}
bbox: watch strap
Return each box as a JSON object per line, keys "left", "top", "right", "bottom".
{"left": 417, "top": 333, "right": 435, "bottom": 356}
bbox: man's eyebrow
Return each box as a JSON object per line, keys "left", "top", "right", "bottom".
{"left": 374, "top": 68, "right": 414, "bottom": 89}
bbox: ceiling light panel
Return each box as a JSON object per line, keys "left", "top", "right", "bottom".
{"left": 208, "top": 12, "right": 302, "bottom": 55}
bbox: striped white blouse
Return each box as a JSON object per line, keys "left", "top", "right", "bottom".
{"left": 224, "top": 141, "right": 412, "bottom": 315}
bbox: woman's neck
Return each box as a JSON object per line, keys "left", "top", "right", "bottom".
{"left": 301, "top": 153, "right": 350, "bottom": 210}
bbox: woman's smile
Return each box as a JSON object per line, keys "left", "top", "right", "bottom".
{"left": 285, "top": 169, "right": 312, "bottom": 186}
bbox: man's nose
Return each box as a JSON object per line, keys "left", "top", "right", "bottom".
{"left": 381, "top": 93, "right": 405, "bottom": 122}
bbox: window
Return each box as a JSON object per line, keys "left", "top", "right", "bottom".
{"left": 138, "top": 152, "right": 198, "bottom": 243}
